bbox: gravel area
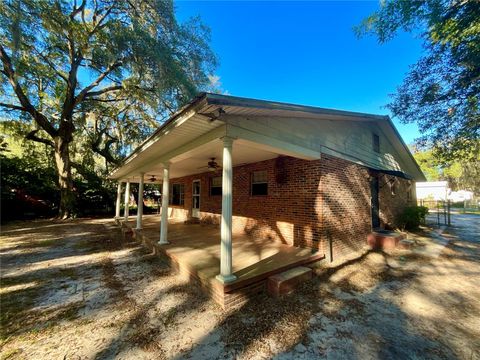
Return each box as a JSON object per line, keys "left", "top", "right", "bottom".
{"left": 1, "top": 215, "right": 479, "bottom": 359}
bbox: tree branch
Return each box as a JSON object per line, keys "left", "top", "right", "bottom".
{"left": 89, "top": 3, "right": 115, "bottom": 37}
{"left": 25, "top": 130, "right": 55, "bottom": 148}
{"left": 86, "top": 97, "right": 128, "bottom": 103}
{"left": 31, "top": 46, "right": 68, "bottom": 82}
{"left": 0, "top": 45, "right": 57, "bottom": 137}
{"left": 74, "top": 61, "right": 122, "bottom": 105}
{"left": 70, "top": 0, "right": 87, "bottom": 20}
{"left": 83, "top": 85, "right": 123, "bottom": 99}
{"left": 0, "top": 102, "right": 26, "bottom": 111}
{"left": 89, "top": 127, "right": 121, "bottom": 165}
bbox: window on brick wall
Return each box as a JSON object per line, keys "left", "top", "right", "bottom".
{"left": 373, "top": 133, "right": 380, "bottom": 153}
{"left": 251, "top": 170, "right": 268, "bottom": 196}
{"left": 210, "top": 176, "right": 222, "bottom": 196}
{"left": 169, "top": 183, "right": 184, "bottom": 206}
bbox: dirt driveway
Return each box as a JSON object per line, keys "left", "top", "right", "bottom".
{"left": 1, "top": 216, "right": 479, "bottom": 359}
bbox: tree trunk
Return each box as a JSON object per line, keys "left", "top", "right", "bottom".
{"left": 54, "top": 136, "right": 74, "bottom": 218}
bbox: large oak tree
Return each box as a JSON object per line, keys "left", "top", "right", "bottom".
{"left": 0, "top": 0, "right": 217, "bottom": 218}
{"left": 356, "top": 0, "right": 479, "bottom": 163}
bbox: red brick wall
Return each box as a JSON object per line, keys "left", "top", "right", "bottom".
{"left": 319, "top": 155, "right": 372, "bottom": 259}
{"left": 166, "top": 154, "right": 411, "bottom": 261}
{"left": 379, "top": 176, "right": 415, "bottom": 229}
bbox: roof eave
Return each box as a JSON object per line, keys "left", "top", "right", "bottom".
{"left": 108, "top": 93, "right": 209, "bottom": 178}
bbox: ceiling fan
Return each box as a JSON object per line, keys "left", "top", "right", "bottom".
{"left": 148, "top": 174, "right": 157, "bottom": 182}
{"left": 198, "top": 157, "right": 221, "bottom": 172}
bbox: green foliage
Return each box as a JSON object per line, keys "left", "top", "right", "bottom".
{"left": 413, "top": 148, "right": 480, "bottom": 195}
{"left": 356, "top": 0, "right": 480, "bottom": 163}
{"left": 413, "top": 149, "right": 441, "bottom": 181}
{"left": 398, "top": 206, "right": 429, "bottom": 230}
{"left": 1, "top": 119, "right": 116, "bottom": 219}
{"left": 1, "top": 154, "right": 58, "bottom": 220}
{"left": 0, "top": 0, "right": 218, "bottom": 217}
{"left": 0, "top": 0, "right": 218, "bottom": 156}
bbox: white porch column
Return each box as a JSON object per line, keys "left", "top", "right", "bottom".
{"left": 136, "top": 173, "right": 145, "bottom": 230}
{"left": 159, "top": 162, "right": 170, "bottom": 244}
{"left": 124, "top": 180, "right": 130, "bottom": 221}
{"left": 216, "top": 137, "right": 237, "bottom": 283}
{"left": 115, "top": 182, "right": 122, "bottom": 218}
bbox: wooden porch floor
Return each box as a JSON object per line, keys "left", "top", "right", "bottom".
{"left": 122, "top": 214, "right": 324, "bottom": 292}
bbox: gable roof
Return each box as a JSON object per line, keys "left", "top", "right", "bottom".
{"left": 110, "top": 93, "right": 425, "bottom": 181}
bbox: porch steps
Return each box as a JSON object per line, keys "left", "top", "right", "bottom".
{"left": 367, "top": 230, "right": 406, "bottom": 250}
{"left": 184, "top": 218, "right": 201, "bottom": 225}
{"left": 223, "top": 251, "right": 324, "bottom": 293}
{"left": 267, "top": 266, "right": 313, "bottom": 297}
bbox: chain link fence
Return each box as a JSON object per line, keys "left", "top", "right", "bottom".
{"left": 418, "top": 199, "right": 451, "bottom": 227}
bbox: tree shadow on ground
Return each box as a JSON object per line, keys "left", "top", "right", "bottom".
{"left": 0, "top": 219, "right": 138, "bottom": 341}
{"left": 179, "top": 248, "right": 468, "bottom": 359}
{"left": 3, "top": 216, "right": 479, "bottom": 359}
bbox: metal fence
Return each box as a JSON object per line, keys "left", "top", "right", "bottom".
{"left": 418, "top": 199, "right": 451, "bottom": 227}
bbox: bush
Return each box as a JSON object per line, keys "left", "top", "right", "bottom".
{"left": 398, "top": 206, "right": 429, "bottom": 230}
{"left": 1, "top": 155, "right": 58, "bottom": 221}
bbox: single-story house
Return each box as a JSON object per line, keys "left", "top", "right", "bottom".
{"left": 109, "top": 93, "right": 425, "bottom": 307}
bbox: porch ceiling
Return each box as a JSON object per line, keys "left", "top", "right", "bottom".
{"left": 125, "top": 138, "right": 280, "bottom": 183}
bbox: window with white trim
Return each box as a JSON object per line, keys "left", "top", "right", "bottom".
{"left": 169, "top": 184, "right": 184, "bottom": 206}
{"left": 210, "top": 176, "right": 222, "bottom": 196}
{"left": 251, "top": 170, "right": 268, "bottom": 196}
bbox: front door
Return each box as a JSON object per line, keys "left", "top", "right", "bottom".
{"left": 192, "top": 180, "right": 200, "bottom": 218}
{"left": 370, "top": 175, "right": 380, "bottom": 229}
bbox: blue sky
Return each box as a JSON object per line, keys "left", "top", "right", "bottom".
{"left": 176, "top": 1, "right": 424, "bottom": 144}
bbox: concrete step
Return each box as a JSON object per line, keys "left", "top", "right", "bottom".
{"left": 267, "top": 266, "right": 312, "bottom": 297}
{"left": 184, "top": 218, "right": 201, "bottom": 224}
{"left": 398, "top": 239, "right": 414, "bottom": 250}
{"left": 367, "top": 230, "right": 406, "bottom": 250}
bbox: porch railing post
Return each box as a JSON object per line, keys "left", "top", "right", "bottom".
{"left": 124, "top": 180, "right": 131, "bottom": 221}
{"left": 136, "top": 173, "right": 145, "bottom": 230}
{"left": 115, "top": 182, "right": 122, "bottom": 219}
{"left": 216, "top": 136, "right": 237, "bottom": 284}
{"left": 159, "top": 162, "right": 170, "bottom": 244}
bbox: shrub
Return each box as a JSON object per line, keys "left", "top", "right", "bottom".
{"left": 398, "top": 206, "right": 429, "bottom": 230}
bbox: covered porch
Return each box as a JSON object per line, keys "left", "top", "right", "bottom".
{"left": 109, "top": 93, "right": 328, "bottom": 306}
{"left": 120, "top": 215, "right": 324, "bottom": 306}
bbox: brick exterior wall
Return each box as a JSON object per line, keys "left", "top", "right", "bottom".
{"left": 319, "top": 155, "right": 372, "bottom": 259}
{"left": 164, "top": 153, "right": 413, "bottom": 261}
{"left": 379, "top": 175, "right": 415, "bottom": 229}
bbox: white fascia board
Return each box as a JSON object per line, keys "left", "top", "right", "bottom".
{"left": 226, "top": 124, "right": 320, "bottom": 160}
{"left": 109, "top": 102, "right": 206, "bottom": 179}
{"left": 121, "top": 125, "right": 227, "bottom": 179}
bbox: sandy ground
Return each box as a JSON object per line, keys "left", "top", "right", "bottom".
{"left": 1, "top": 215, "right": 479, "bottom": 360}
